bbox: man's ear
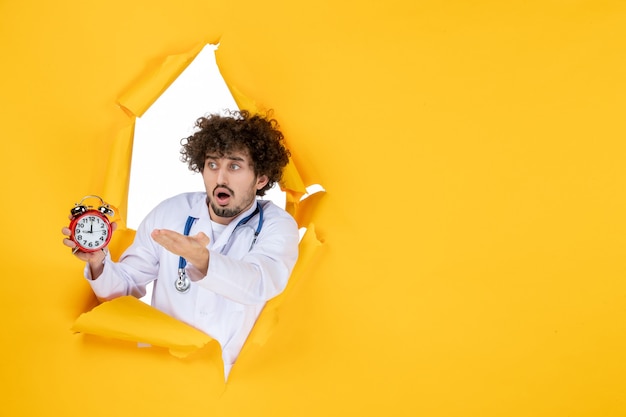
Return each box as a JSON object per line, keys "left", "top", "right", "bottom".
{"left": 256, "top": 175, "right": 269, "bottom": 190}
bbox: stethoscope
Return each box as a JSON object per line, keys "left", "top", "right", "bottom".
{"left": 174, "top": 201, "right": 265, "bottom": 293}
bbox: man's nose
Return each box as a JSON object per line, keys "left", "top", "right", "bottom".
{"left": 216, "top": 166, "right": 228, "bottom": 184}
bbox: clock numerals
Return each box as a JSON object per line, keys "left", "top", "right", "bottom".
{"left": 72, "top": 212, "right": 110, "bottom": 252}
{"left": 80, "top": 239, "right": 102, "bottom": 248}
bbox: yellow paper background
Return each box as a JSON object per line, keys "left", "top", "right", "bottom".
{"left": 71, "top": 296, "right": 215, "bottom": 359}
{"left": 2, "top": 1, "right": 626, "bottom": 416}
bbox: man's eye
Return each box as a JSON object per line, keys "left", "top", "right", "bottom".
{"left": 230, "top": 164, "right": 240, "bottom": 170}
{"left": 206, "top": 162, "right": 217, "bottom": 169}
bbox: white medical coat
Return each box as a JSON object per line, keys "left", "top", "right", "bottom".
{"left": 86, "top": 192, "right": 300, "bottom": 378}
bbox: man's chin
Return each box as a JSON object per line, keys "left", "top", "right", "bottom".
{"left": 210, "top": 202, "right": 240, "bottom": 219}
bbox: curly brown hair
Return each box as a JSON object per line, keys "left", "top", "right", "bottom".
{"left": 180, "top": 110, "right": 291, "bottom": 196}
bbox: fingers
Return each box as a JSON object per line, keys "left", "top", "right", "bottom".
{"left": 61, "top": 226, "right": 75, "bottom": 248}
{"left": 151, "top": 228, "right": 175, "bottom": 242}
{"left": 151, "top": 230, "right": 211, "bottom": 247}
{"left": 62, "top": 225, "right": 108, "bottom": 259}
{"left": 193, "top": 232, "right": 210, "bottom": 247}
{"left": 61, "top": 235, "right": 84, "bottom": 257}
{"left": 62, "top": 237, "right": 76, "bottom": 249}
{"left": 150, "top": 229, "right": 179, "bottom": 250}
{"left": 151, "top": 229, "right": 210, "bottom": 259}
{"left": 62, "top": 236, "right": 88, "bottom": 260}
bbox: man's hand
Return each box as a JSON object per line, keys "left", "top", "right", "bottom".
{"left": 61, "top": 222, "right": 118, "bottom": 279}
{"left": 151, "top": 229, "right": 210, "bottom": 275}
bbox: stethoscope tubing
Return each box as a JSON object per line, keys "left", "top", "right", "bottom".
{"left": 175, "top": 202, "right": 264, "bottom": 293}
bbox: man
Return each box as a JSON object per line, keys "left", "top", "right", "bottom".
{"left": 62, "top": 110, "right": 300, "bottom": 378}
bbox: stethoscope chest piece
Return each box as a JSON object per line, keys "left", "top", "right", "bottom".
{"left": 175, "top": 269, "right": 191, "bottom": 293}
{"left": 174, "top": 203, "right": 264, "bottom": 294}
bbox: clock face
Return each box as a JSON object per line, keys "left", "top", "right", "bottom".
{"left": 71, "top": 211, "right": 111, "bottom": 252}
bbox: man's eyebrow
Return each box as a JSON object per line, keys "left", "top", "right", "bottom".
{"left": 205, "top": 154, "right": 246, "bottom": 162}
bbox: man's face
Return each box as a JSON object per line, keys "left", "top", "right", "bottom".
{"left": 202, "top": 151, "right": 268, "bottom": 225}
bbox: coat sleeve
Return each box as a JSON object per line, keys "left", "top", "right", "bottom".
{"left": 85, "top": 205, "right": 165, "bottom": 301}
{"left": 187, "top": 211, "right": 300, "bottom": 305}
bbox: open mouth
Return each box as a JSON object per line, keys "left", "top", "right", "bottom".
{"left": 214, "top": 188, "right": 232, "bottom": 205}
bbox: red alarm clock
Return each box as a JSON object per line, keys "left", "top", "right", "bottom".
{"left": 69, "top": 195, "right": 115, "bottom": 253}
